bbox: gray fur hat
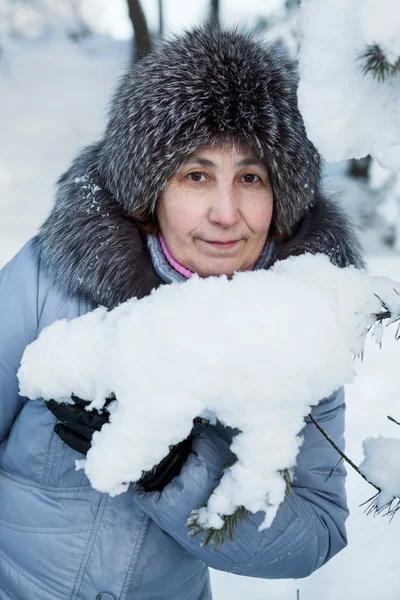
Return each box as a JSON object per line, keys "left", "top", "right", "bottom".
{"left": 98, "top": 25, "right": 322, "bottom": 239}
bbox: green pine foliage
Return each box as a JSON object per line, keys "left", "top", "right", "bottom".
{"left": 360, "top": 44, "right": 400, "bottom": 82}
{"left": 186, "top": 467, "right": 294, "bottom": 550}
{"left": 187, "top": 505, "right": 252, "bottom": 550}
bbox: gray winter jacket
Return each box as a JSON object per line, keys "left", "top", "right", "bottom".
{"left": 0, "top": 230, "right": 352, "bottom": 599}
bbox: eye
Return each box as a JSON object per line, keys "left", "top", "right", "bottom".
{"left": 241, "top": 173, "right": 261, "bottom": 184}
{"left": 187, "top": 172, "right": 207, "bottom": 182}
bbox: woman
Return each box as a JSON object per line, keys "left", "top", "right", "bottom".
{"left": 0, "top": 26, "right": 363, "bottom": 600}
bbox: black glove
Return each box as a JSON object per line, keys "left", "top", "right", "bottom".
{"left": 46, "top": 395, "right": 195, "bottom": 492}
{"left": 136, "top": 434, "right": 193, "bottom": 492}
{"left": 46, "top": 395, "right": 111, "bottom": 456}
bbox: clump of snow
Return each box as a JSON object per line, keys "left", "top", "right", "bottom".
{"left": 359, "top": 0, "right": 400, "bottom": 66}
{"left": 298, "top": 0, "right": 400, "bottom": 170}
{"left": 360, "top": 436, "right": 400, "bottom": 503}
{"left": 369, "top": 160, "right": 394, "bottom": 192}
{"left": 17, "top": 254, "right": 400, "bottom": 530}
{"left": 372, "top": 321, "right": 384, "bottom": 347}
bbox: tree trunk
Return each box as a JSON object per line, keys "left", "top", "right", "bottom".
{"left": 126, "top": 0, "right": 152, "bottom": 61}
{"left": 158, "top": 0, "right": 164, "bottom": 37}
{"left": 210, "top": 0, "right": 220, "bottom": 26}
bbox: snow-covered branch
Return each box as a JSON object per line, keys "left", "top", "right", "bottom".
{"left": 298, "top": 0, "right": 400, "bottom": 170}
{"left": 17, "top": 254, "right": 400, "bottom": 538}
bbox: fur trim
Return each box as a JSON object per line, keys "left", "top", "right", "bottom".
{"left": 98, "top": 25, "right": 322, "bottom": 239}
{"left": 35, "top": 143, "right": 365, "bottom": 310}
{"left": 34, "top": 143, "right": 163, "bottom": 309}
{"left": 276, "top": 197, "right": 366, "bottom": 269}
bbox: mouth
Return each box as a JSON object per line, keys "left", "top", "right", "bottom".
{"left": 202, "top": 240, "right": 240, "bottom": 249}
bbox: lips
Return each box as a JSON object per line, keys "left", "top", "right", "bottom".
{"left": 203, "top": 240, "right": 239, "bottom": 249}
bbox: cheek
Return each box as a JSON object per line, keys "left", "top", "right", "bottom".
{"left": 171, "top": 205, "right": 204, "bottom": 235}
{"left": 245, "top": 194, "right": 274, "bottom": 233}
{"left": 157, "top": 192, "right": 204, "bottom": 239}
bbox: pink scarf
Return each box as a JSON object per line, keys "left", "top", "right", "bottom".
{"left": 159, "top": 235, "right": 194, "bottom": 279}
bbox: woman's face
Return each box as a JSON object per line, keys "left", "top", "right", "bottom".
{"left": 156, "top": 145, "right": 274, "bottom": 277}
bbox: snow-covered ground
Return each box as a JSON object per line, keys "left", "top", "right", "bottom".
{"left": 1, "top": 36, "right": 399, "bottom": 600}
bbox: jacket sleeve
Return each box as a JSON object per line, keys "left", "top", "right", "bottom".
{"left": 132, "top": 389, "right": 348, "bottom": 579}
{"left": 0, "top": 242, "right": 40, "bottom": 443}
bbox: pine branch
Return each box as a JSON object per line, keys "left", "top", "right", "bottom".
{"left": 366, "top": 305, "right": 400, "bottom": 352}
{"left": 359, "top": 44, "right": 400, "bottom": 82}
{"left": 376, "top": 310, "right": 391, "bottom": 321}
{"left": 187, "top": 505, "right": 251, "bottom": 550}
{"left": 186, "top": 449, "right": 247, "bottom": 550}
{"left": 186, "top": 457, "right": 294, "bottom": 549}
{"left": 361, "top": 492, "right": 400, "bottom": 521}
{"left": 308, "top": 414, "right": 380, "bottom": 491}
{"left": 310, "top": 414, "right": 400, "bottom": 520}
{"left": 148, "top": 298, "right": 400, "bottom": 542}
{"left": 188, "top": 301, "right": 400, "bottom": 542}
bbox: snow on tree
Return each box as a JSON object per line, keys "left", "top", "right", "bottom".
{"left": 360, "top": 435, "right": 400, "bottom": 514}
{"left": 297, "top": 0, "right": 400, "bottom": 171}
{"left": 17, "top": 254, "right": 400, "bottom": 544}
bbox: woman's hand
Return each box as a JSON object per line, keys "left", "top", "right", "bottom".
{"left": 137, "top": 434, "right": 194, "bottom": 491}
{"left": 132, "top": 421, "right": 234, "bottom": 513}
{"left": 45, "top": 395, "right": 111, "bottom": 456}
{"left": 46, "top": 396, "right": 202, "bottom": 491}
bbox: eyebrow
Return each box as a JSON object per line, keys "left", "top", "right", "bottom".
{"left": 182, "top": 156, "right": 266, "bottom": 169}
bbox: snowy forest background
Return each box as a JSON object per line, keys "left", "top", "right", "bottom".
{"left": 0, "top": 1, "right": 399, "bottom": 598}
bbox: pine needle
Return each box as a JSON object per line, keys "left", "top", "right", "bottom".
{"left": 359, "top": 44, "right": 400, "bottom": 82}
{"left": 361, "top": 493, "right": 400, "bottom": 522}
{"left": 186, "top": 468, "right": 294, "bottom": 549}
{"left": 187, "top": 506, "right": 252, "bottom": 551}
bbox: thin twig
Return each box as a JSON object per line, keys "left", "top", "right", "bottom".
{"left": 387, "top": 415, "right": 400, "bottom": 427}
{"left": 376, "top": 310, "right": 391, "bottom": 321}
{"left": 326, "top": 456, "right": 343, "bottom": 481}
{"left": 374, "top": 294, "right": 389, "bottom": 312}
{"left": 308, "top": 414, "right": 380, "bottom": 491}
{"left": 360, "top": 492, "right": 381, "bottom": 514}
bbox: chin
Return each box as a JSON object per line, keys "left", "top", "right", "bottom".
{"left": 196, "top": 261, "right": 243, "bottom": 278}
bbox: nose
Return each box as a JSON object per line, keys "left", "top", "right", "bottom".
{"left": 208, "top": 185, "right": 240, "bottom": 228}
